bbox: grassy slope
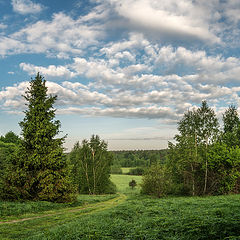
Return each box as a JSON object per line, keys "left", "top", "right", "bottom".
{"left": 0, "top": 194, "right": 117, "bottom": 219}
{"left": 1, "top": 175, "right": 240, "bottom": 240}
{"left": 26, "top": 194, "right": 240, "bottom": 240}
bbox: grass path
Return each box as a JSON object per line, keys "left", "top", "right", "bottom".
{"left": 0, "top": 193, "right": 127, "bottom": 239}
{"left": 0, "top": 193, "right": 126, "bottom": 225}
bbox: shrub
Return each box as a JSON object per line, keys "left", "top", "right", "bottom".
{"left": 128, "top": 167, "right": 145, "bottom": 175}
{"left": 111, "top": 165, "right": 123, "bottom": 174}
{"left": 141, "top": 164, "right": 171, "bottom": 197}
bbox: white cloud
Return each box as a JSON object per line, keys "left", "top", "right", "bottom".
{"left": 19, "top": 63, "right": 76, "bottom": 79}
{"left": 0, "top": 37, "right": 26, "bottom": 56}
{"left": 106, "top": 0, "right": 221, "bottom": 44}
{"left": 17, "top": 40, "right": 240, "bottom": 118}
{"left": 11, "top": 0, "right": 44, "bottom": 14}
{"left": 0, "top": 81, "right": 29, "bottom": 109}
{"left": 2, "top": 1, "right": 240, "bottom": 125}
{"left": 100, "top": 32, "right": 149, "bottom": 56}
{"left": 57, "top": 106, "right": 178, "bottom": 119}
{"left": 0, "top": 12, "right": 104, "bottom": 57}
{"left": 0, "top": 23, "right": 7, "bottom": 29}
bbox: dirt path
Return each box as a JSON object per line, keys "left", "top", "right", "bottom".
{"left": 0, "top": 193, "right": 126, "bottom": 225}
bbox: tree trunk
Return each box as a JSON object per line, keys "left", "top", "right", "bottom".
{"left": 203, "top": 136, "right": 208, "bottom": 195}
{"left": 80, "top": 154, "right": 92, "bottom": 194}
{"left": 191, "top": 163, "right": 195, "bottom": 196}
{"left": 203, "top": 160, "right": 208, "bottom": 195}
{"left": 92, "top": 150, "right": 96, "bottom": 194}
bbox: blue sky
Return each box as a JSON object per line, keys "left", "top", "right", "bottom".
{"left": 1, "top": 0, "right": 240, "bottom": 150}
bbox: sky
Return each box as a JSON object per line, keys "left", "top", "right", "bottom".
{"left": 1, "top": 0, "right": 240, "bottom": 151}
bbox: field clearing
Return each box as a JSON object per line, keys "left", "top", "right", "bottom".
{"left": 6, "top": 193, "right": 240, "bottom": 240}
{"left": 1, "top": 174, "right": 240, "bottom": 239}
{"left": 111, "top": 174, "right": 142, "bottom": 194}
{"left": 121, "top": 167, "right": 132, "bottom": 174}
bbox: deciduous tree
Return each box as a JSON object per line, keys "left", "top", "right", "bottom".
{"left": 69, "top": 135, "right": 116, "bottom": 194}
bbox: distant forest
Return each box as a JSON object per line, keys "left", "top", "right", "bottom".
{"left": 111, "top": 149, "right": 168, "bottom": 167}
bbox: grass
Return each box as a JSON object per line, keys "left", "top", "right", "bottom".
{"left": 111, "top": 174, "right": 142, "bottom": 194}
{"left": 1, "top": 174, "right": 240, "bottom": 240}
{"left": 0, "top": 194, "right": 117, "bottom": 219}
{"left": 16, "top": 194, "right": 240, "bottom": 240}
{"left": 121, "top": 167, "right": 132, "bottom": 174}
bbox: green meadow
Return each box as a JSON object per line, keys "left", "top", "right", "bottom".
{"left": 121, "top": 167, "right": 132, "bottom": 174}
{"left": 0, "top": 174, "right": 240, "bottom": 240}
{"left": 111, "top": 174, "right": 142, "bottom": 194}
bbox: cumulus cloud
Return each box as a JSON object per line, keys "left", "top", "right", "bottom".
{"left": 19, "top": 63, "right": 76, "bottom": 79}
{"left": 16, "top": 34, "right": 240, "bottom": 124}
{"left": 2, "top": 0, "right": 240, "bottom": 126}
{"left": 0, "top": 12, "right": 104, "bottom": 57}
{"left": 11, "top": 0, "right": 44, "bottom": 14}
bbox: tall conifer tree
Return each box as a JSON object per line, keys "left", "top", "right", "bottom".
{"left": 1, "top": 73, "right": 75, "bottom": 202}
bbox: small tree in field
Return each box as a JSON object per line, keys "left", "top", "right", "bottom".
{"left": 129, "top": 179, "right": 137, "bottom": 190}
{"left": 0, "top": 73, "right": 75, "bottom": 202}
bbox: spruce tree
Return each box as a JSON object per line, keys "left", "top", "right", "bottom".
{"left": 1, "top": 73, "right": 75, "bottom": 202}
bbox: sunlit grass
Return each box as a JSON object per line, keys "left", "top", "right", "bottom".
{"left": 121, "top": 167, "right": 132, "bottom": 174}
{"left": 111, "top": 174, "right": 142, "bottom": 194}
{"left": 23, "top": 194, "right": 240, "bottom": 240}
{"left": 1, "top": 175, "right": 240, "bottom": 240}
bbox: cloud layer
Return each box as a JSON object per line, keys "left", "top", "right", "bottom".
{"left": 1, "top": 0, "right": 240, "bottom": 127}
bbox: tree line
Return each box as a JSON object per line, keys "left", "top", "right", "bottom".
{"left": 142, "top": 101, "right": 240, "bottom": 197}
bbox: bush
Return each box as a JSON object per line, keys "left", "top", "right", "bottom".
{"left": 168, "top": 183, "right": 191, "bottom": 196}
{"left": 128, "top": 167, "right": 145, "bottom": 175}
{"left": 141, "top": 164, "right": 171, "bottom": 197}
{"left": 104, "top": 181, "right": 117, "bottom": 194}
{"left": 111, "top": 165, "right": 123, "bottom": 174}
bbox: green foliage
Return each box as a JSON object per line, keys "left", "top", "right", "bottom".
{"left": 111, "top": 164, "right": 123, "bottom": 174}
{"left": 166, "top": 101, "right": 240, "bottom": 197}
{"left": 111, "top": 149, "right": 168, "bottom": 167}
{"left": 0, "top": 73, "right": 75, "bottom": 202}
{"left": 223, "top": 105, "right": 240, "bottom": 133}
{"left": 141, "top": 164, "right": 171, "bottom": 197}
{"left": 127, "top": 167, "right": 145, "bottom": 175}
{"left": 129, "top": 179, "right": 137, "bottom": 189}
{"left": 0, "top": 131, "right": 21, "bottom": 144}
{"left": 0, "top": 141, "right": 18, "bottom": 191}
{"left": 222, "top": 105, "right": 240, "bottom": 147}
{"left": 0, "top": 132, "right": 21, "bottom": 189}
{"left": 207, "top": 142, "right": 240, "bottom": 194}
{"left": 167, "top": 101, "right": 224, "bottom": 196}
{"left": 69, "top": 135, "right": 116, "bottom": 194}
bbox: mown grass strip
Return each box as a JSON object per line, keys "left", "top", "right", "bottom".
{"left": 0, "top": 193, "right": 126, "bottom": 239}
{"left": 0, "top": 193, "right": 126, "bottom": 224}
